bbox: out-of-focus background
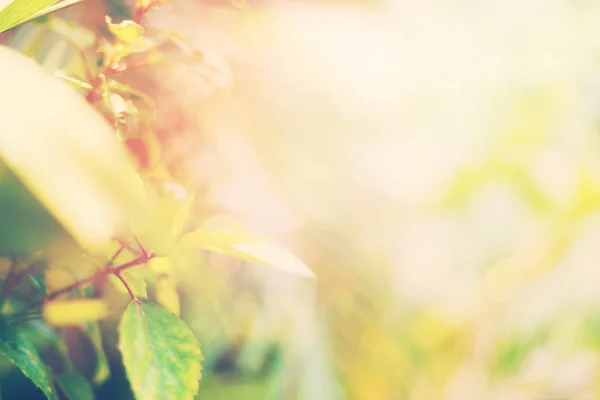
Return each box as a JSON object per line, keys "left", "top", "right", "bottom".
{"left": 8, "top": 0, "right": 600, "bottom": 399}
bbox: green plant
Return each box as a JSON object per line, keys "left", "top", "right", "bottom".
{"left": 0, "top": 0, "right": 311, "bottom": 399}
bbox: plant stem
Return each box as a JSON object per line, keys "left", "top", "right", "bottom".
{"left": 46, "top": 241, "right": 154, "bottom": 301}
{"left": 114, "top": 271, "right": 137, "bottom": 301}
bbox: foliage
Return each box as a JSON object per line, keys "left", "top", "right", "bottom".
{"left": 0, "top": 0, "right": 311, "bottom": 398}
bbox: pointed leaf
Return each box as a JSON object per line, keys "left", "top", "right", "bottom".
{"left": 56, "top": 370, "right": 94, "bottom": 400}
{"left": 0, "top": 0, "right": 57, "bottom": 33}
{"left": 43, "top": 299, "right": 109, "bottom": 326}
{"left": 0, "top": 319, "right": 57, "bottom": 399}
{"left": 231, "top": 240, "right": 314, "bottom": 277}
{"left": 179, "top": 216, "right": 312, "bottom": 277}
{"left": 14, "top": 0, "right": 85, "bottom": 30}
{"left": 118, "top": 301, "right": 202, "bottom": 400}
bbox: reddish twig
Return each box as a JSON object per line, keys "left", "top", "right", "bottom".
{"left": 114, "top": 271, "right": 138, "bottom": 302}
{"left": 46, "top": 240, "right": 155, "bottom": 301}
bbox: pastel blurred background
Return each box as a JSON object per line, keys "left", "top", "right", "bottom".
{"left": 8, "top": 0, "right": 600, "bottom": 399}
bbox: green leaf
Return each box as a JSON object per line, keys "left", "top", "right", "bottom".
{"left": 0, "top": 319, "right": 57, "bottom": 399}
{"left": 0, "top": 0, "right": 57, "bottom": 33}
{"left": 179, "top": 229, "right": 265, "bottom": 248}
{"left": 86, "top": 321, "right": 110, "bottom": 384}
{"left": 118, "top": 301, "right": 203, "bottom": 400}
{"left": 105, "top": 16, "right": 143, "bottom": 43}
{"left": 26, "top": 0, "right": 83, "bottom": 23}
{"left": 56, "top": 370, "right": 94, "bottom": 400}
{"left": 179, "top": 216, "right": 313, "bottom": 277}
{"left": 0, "top": 46, "right": 145, "bottom": 252}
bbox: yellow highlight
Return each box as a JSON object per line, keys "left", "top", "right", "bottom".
{"left": 43, "top": 299, "right": 109, "bottom": 326}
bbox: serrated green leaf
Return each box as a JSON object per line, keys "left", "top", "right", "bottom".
{"left": 0, "top": 319, "right": 57, "bottom": 399}
{"left": 56, "top": 370, "right": 94, "bottom": 400}
{"left": 118, "top": 301, "right": 202, "bottom": 400}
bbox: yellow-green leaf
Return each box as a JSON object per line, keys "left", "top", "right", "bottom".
{"left": 148, "top": 256, "right": 173, "bottom": 275}
{"left": 223, "top": 240, "right": 314, "bottom": 277}
{"left": 118, "top": 301, "right": 203, "bottom": 400}
{"left": 21, "top": 0, "right": 84, "bottom": 29}
{"left": 179, "top": 216, "right": 313, "bottom": 277}
{"left": 43, "top": 299, "right": 109, "bottom": 326}
{"left": 155, "top": 275, "right": 180, "bottom": 316}
{"left": 0, "top": 0, "right": 58, "bottom": 33}
{"left": 86, "top": 321, "right": 110, "bottom": 384}
{"left": 105, "top": 16, "right": 143, "bottom": 43}
{"left": 0, "top": 319, "right": 58, "bottom": 399}
{"left": 0, "top": 46, "right": 145, "bottom": 251}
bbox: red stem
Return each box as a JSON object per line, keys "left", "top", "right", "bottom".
{"left": 46, "top": 242, "right": 154, "bottom": 301}
{"left": 114, "top": 271, "right": 138, "bottom": 301}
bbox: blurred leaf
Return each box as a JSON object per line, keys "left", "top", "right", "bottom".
{"left": 154, "top": 275, "right": 180, "bottom": 316}
{"left": 172, "top": 193, "right": 194, "bottom": 238}
{"left": 0, "top": 46, "right": 145, "bottom": 252}
{"left": 43, "top": 299, "right": 109, "bottom": 326}
{"left": 0, "top": 318, "right": 57, "bottom": 399}
{"left": 118, "top": 300, "right": 203, "bottom": 400}
{"left": 146, "top": 256, "right": 182, "bottom": 319}
{"left": 0, "top": 0, "right": 57, "bottom": 33}
{"left": 491, "top": 329, "right": 548, "bottom": 377}
{"left": 21, "top": 320, "right": 95, "bottom": 399}
{"left": 105, "top": 17, "right": 143, "bottom": 43}
{"left": 179, "top": 230, "right": 264, "bottom": 248}
{"left": 44, "top": 267, "right": 77, "bottom": 293}
{"left": 85, "top": 321, "right": 110, "bottom": 384}
{"left": 56, "top": 370, "right": 94, "bottom": 400}
{"left": 180, "top": 216, "right": 313, "bottom": 276}
{"left": 25, "top": 0, "right": 84, "bottom": 26}
{"left": 0, "top": 170, "right": 63, "bottom": 256}
{"left": 148, "top": 256, "right": 172, "bottom": 275}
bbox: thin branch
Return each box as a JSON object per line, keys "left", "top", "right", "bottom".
{"left": 114, "top": 271, "right": 137, "bottom": 301}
